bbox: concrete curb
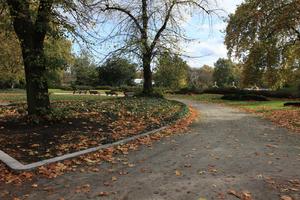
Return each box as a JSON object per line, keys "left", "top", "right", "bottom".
{"left": 0, "top": 126, "right": 169, "bottom": 171}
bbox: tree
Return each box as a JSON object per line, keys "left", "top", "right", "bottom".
{"left": 154, "top": 53, "right": 189, "bottom": 89}
{"left": 188, "top": 65, "right": 214, "bottom": 89}
{"left": 98, "top": 57, "right": 136, "bottom": 86}
{"left": 4, "top": 0, "right": 55, "bottom": 115}
{"left": 0, "top": 31, "right": 24, "bottom": 88}
{"left": 225, "top": 0, "right": 300, "bottom": 89}
{"left": 0, "top": 33, "right": 74, "bottom": 89}
{"left": 2, "top": 0, "right": 95, "bottom": 115}
{"left": 72, "top": 52, "right": 98, "bottom": 87}
{"left": 44, "top": 37, "right": 74, "bottom": 88}
{"left": 213, "top": 58, "right": 237, "bottom": 87}
{"left": 0, "top": 18, "right": 74, "bottom": 89}
{"left": 99, "top": 0, "right": 216, "bottom": 95}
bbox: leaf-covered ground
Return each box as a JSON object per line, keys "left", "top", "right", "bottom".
{"left": 0, "top": 106, "right": 197, "bottom": 189}
{"left": 174, "top": 94, "right": 300, "bottom": 133}
{"left": 0, "top": 97, "right": 187, "bottom": 164}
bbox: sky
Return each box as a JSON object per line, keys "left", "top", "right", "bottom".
{"left": 76, "top": 0, "right": 244, "bottom": 68}
{"left": 182, "top": 0, "right": 244, "bottom": 68}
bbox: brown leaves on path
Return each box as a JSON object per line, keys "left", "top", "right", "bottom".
{"left": 227, "top": 190, "right": 253, "bottom": 200}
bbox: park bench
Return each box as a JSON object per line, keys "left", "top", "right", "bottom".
{"left": 89, "top": 90, "right": 99, "bottom": 95}
{"left": 73, "top": 90, "right": 88, "bottom": 94}
{"left": 124, "top": 91, "right": 135, "bottom": 97}
{"left": 105, "top": 91, "right": 118, "bottom": 96}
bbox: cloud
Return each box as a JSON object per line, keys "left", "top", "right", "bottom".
{"left": 182, "top": 38, "right": 227, "bottom": 67}
{"left": 217, "top": 0, "right": 244, "bottom": 14}
{"left": 181, "top": 0, "right": 244, "bottom": 68}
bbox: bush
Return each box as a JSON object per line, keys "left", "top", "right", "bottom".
{"left": 94, "top": 85, "right": 115, "bottom": 90}
{"left": 203, "top": 87, "right": 240, "bottom": 95}
{"left": 173, "top": 87, "right": 203, "bottom": 95}
{"left": 203, "top": 87, "right": 300, "bottom": 99}
{"left": 284, "top": 102, "right": 300, "bottom": 107}
{"left": 221, "top": 94, "right": 269, "bottom": 101}
{"left": 54, "top": 85, "right": 73, "bottom": 91}
{"left": 135, "top": 88, "right": 164, "bottom": 98}
{"left": 73, "top": 85, "right": 93, "bottom": 90}
{"left": 119, "top": 85, "right": 141, "bottom": 93}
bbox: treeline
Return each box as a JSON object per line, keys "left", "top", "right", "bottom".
{"left": 0, "top": 45, "right": 138, "bottom": 89}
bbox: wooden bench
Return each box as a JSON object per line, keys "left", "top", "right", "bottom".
{"left": 105, "top": 91, "right": 118, "bottom": 96}
{"left": 89, "top": 90, "right": 99, "bottom": 95}
{"left": 73, "top": 90, "right": 88, "bottom": 94}
{"left": 124, "top": 91, "right": 135, "bottom": 97}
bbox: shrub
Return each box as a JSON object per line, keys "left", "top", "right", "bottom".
{"left": 54, "top": 85, "right": 73, "bottom": 91}
{"left": 94, "top": 85, "right": 115, "bottom": 90}
{"left": 173, "top": 87, "right": 202, "bottom": 95}
{"left": 221, "top": 94, "right": 269, "bottom": 101}
{"left": 73, "top": 85, "right": 93, "bottom": 90}
{"left": 203, "top": 87, "right": 300, "bottom": 99}
{"left": 203, "top": 87, "right": 240, "bottom": 95}
{"left": 119, "top": 85, "right": 141, "bottom": 92}
{"left": 135, "top": 88, "right": 164, "bottom": 98}
{"left": 284, "top": 102, "right": 300, "bottom": 107}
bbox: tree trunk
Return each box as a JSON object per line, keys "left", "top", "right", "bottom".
{"left": 142, "top": 54, "right": 153, "bottom": 95}
{"left": 6, "top": 0, "right": 53, "bottom": 116}
{"left": 22, "top": 45, "right": 50, "bottom": 115}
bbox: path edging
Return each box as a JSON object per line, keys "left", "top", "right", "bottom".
{"left": 0, "top": 126, "right": 170, "bottom": 171}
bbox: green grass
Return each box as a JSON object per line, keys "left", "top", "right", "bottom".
{"left": 49, "top": 89, "right": 73, "bottom": 93}
{"left": 172, "top": 94, "right": 300, "bottom": 113}
{"left": 0, "top": 88, "right": 26, "bottom": 94}
{"left": 0, "top": 89, "right": 114, "bottom": 102}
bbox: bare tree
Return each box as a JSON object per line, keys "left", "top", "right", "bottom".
{"left": 96, "top": 0, "right": 218, "bottom": 95}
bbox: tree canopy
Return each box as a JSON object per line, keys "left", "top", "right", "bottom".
{"left": 188, "top": 65, "right": 214, "bottom": 89}
{"left": 98, "top": 57, "right": 137, "bottom": 87}
{"left": 225, "top": 0, "right": 300, "bottom": 89}
{"left": 72, "top": 51, "right": 98, "bottom": 87}
{"left": 213, "top": 58, "right": 239, "bottom": 88}
{"left": 154, "top": 52, "right": 189, "bottom": 89}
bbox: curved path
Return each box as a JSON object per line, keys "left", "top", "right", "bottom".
{"left": 2, "top": 99, "right": 300, "bottom": 199}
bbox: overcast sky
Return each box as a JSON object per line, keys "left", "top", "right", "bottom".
{"left": 182, "top": 0, "right": 244, "bottom": 68}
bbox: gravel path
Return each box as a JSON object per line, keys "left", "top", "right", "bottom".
{"left": 1, "top": 99, "right": 300, "bottom": 200}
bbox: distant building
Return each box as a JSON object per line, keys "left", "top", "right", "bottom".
{"left": 133, "top": 79, "right": 155, "bottom": 86}
{"left": 134, "top": 79, "right": 143, "bottom": 85}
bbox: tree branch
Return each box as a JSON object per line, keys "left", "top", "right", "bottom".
{"left": 102, "top": 5, "right": 143, "bottom": 34}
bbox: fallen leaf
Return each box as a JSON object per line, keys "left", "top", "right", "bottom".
{"left": 281, "top": 195, "right": 293, "bottom": 200}
{"left": 241, "top": 191, "right": 252, "bottom": 200}
{"left": 98, "top": 192, "right": 109, "bottom": 196}
{"left": 175, "top": 170, "right": 182, "bottom": 176}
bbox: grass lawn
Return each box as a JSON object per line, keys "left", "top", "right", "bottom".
{"left": 0, "top": 89, "right": 116, "bottom": 102}
{"left": 0, "top": 90, "right": 188, "bottom": 164}
{"left": 174, "top": 93, "right": 300, "bottom": 132}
